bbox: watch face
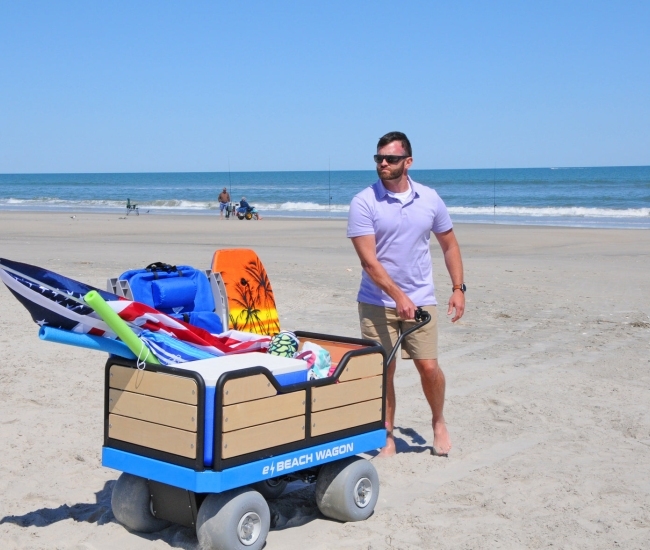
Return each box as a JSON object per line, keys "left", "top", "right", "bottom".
{"left": 461, "top": 283, "right": 467, "bottom": 292}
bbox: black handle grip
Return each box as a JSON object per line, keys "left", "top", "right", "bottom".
{"left": 384, "top": 307, "right": 432, "bottom": 366}
{"left": 414, "top": 307, "right": 428, "bottom": 323}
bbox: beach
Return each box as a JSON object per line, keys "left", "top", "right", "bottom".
{"left": 0, "top": 211, "right": 649, "bottom": 549}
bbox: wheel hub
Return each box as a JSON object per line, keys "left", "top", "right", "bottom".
{"left": 237, "top": 511, "right": 262, "bottom": 546}
{"left": 354, "top": 477, "right": 373, "bottom": 508}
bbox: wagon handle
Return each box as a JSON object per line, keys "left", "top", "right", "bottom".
{"left": 384, "top": 307, "right": 431, "bottom": 367}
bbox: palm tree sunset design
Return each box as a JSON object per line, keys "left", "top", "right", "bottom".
{"left": 215, "top": 251, "right": 280, "bottom": 336}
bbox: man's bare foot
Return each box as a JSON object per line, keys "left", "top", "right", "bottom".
{"left": 377, "top": 432, "right": 397, "bottom": 457}
{"left": 432, "top": 420, "right": 451, "bottom": 456}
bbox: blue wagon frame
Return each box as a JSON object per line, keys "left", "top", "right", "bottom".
{"left": 103, "top": 331, "right": 388, "bottom": 532}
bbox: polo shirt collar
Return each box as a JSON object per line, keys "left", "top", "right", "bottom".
{"left": 374, "top": 176, "right": 420, "bottom": 200}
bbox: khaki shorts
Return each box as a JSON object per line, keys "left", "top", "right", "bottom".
{"left": 358, "top": 303, "right": 438, "bottom": 360}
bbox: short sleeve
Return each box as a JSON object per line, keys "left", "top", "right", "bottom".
{"left": 431, "top": 193, "right": 453, "bottom": 234}
{"left": 347, "top": 193, "right": 375, "bottom": 238}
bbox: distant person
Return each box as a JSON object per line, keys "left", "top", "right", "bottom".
{"left": 239, "top": 197, "right": 262, "bottom": 220}
{"left": 347, "top": 131, "right": 465, "bottom": 458}
{"left": 218, "top": 187, "right": 230, "bottom": 219}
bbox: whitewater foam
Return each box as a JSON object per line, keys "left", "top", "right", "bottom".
{"left": 2, "top": 198, "right": 648, "bottom": 220}
{"left": 448, "top": 206, "right": 650, "bottom": 218}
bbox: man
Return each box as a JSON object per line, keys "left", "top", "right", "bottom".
{"left": 218, "top": 187, "right": 230, "bottom": 219}
{"left": 347, "top": 131, "right": 465, "bottom": 457}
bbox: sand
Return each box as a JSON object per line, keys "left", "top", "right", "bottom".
{"left": 0, "top": 211, "right": 649, "bottom": 549}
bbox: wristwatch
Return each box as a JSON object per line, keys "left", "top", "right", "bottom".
{"left": 452, "top": 283, "right": 467, "bottom": 293}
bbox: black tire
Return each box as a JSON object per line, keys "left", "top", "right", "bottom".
{"left": 252, "top": 477, "right": 288, "bottom": 500}
{"left": 196, "top": 488, "right": 270, "bottom": 550}
{"left": 111, "top": 473, "right": 170, "bottom": 533}
{"left": 315, "top": 457, "right": 379, "bottom": 522}
{"left": 237, "top": 212, "right": 245, "bottom": 220}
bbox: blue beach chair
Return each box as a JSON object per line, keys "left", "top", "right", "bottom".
{"left": 107, "top": 262, "right": 228, "bottom": 333}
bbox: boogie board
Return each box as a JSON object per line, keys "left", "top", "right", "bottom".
{"left": 211, "top": 249, "right": 281, "bottom": 335}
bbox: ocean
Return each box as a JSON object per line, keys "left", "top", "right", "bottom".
{"left": 1, "top": 166, "right": 649, "bottom": 229}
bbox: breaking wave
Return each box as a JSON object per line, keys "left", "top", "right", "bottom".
{"left": 448, "top": 206, "right": 650, "bottom": 218}
{"left": 0, "top": 197, "right": 349, "bottom": 213}
{"left": 1, "top": 199, "right": 648, "bottom": 221}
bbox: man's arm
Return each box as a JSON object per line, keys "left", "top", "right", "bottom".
{"left": 351, "top": 235, "right": 418, "bottom": 320}
{"left": 434, "top": 228, "right": 465, "bottom": 322}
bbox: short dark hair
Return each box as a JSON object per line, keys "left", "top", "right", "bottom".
{"left": 377, "top": 131, "right": 412, "bottom": 157}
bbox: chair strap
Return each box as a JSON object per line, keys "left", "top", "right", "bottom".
{"left": 145, "top": 262, "right": 183, "bottom": 279}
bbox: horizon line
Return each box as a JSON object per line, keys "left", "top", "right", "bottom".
{"left": 1, "top": 164, "right": 649, "bottom": 176}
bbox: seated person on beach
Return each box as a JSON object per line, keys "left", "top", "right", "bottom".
{"left": 218, "top": 188, "right": 230, "bottom": 219}
{"left": 239, "top": 197, "right": 262, "bottom": 220}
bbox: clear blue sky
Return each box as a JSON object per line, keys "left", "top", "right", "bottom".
{"left": 1, "top": 1, "right": 648, "bottom": 172}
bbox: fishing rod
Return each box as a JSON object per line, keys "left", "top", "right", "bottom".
{"left": 328, "top": 158, "right": 331, "bottom": 211}
{"left": 228, "top": 157, "right": 232, "bottom": 198}
{"left": 493, "top": 165, "right": 496, "bottom": 223}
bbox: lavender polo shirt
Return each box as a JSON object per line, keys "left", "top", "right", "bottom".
{"left": 347, "top": 177, "right": 453, "bottom": 308}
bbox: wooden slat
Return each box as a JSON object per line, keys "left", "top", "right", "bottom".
{"left": 338, "top": 353, "right": 383, "bottom": 382}
{"left": 311, "top": 376, "right": 382, "bottom": 412}
{"left": 298, "top": 338, "right": 364, "bottom": 363}
{"left": 222, "top": 374, "right": 276, "bottom": 405}
{"left": 311, "top": 398, "right": 382, "bottom": 437}
{"left": 223, "top": 390, "right": 306, "bottom": 432}
{"left": 221, "top": 416, "right": 305, "bottom": 459}
{"left": 109, "top": 389, "right": 197, "bottom": 432}
{"left": 109, "top": 365, "right": 198, "bottom": 405}
{"left": 108, "top": 414, "right": 197, "bottom": 459}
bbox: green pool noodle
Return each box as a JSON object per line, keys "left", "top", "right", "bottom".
{"left": 83, "top": 290, "right": 160, "bottom": 365}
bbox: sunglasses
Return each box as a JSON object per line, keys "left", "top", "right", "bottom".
{"left": 374, "top": 155, "right": 409, "bottom": 164}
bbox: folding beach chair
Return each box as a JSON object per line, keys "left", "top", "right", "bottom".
{"left": 107, "top": 262, "right": 228, "bottom": 334}
{"left": 126, "top": 198, "right": 139, "bottom": 216}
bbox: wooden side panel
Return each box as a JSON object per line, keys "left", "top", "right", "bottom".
{"left": 222, "top": 374, "right": 277, "bottom": 405}
{"left": 223, "top": 390, "right": 306, "bottom": 432}
{"left": 298, "top": 338, "right": 364, "bottom": 363}
{"left": 108, "top": 414, "right": 197, "bottom": 459}
{"left": 109, "top": 365, "right": 198, "bottom": 405}
{"left": 109, "top": 389, "right": 197, "bottom": 432}
{"left": 311, "top": 376, "right": 382, "bottom": 412}
{"left": 221, "top": 416, "right": 305, "bottom": 459}
{"left": 311, "top": 398, "right": 382, "bottom": 437}
{"left": 338, "top": 353, "right": 383, "bottom": 382}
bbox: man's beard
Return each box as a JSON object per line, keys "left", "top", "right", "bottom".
{"left": 377, "top": 162, "right": 405, "bottom": 182}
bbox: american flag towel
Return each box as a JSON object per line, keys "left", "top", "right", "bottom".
{"left": 0, "top": 258, "right": 271, "bottom": 361}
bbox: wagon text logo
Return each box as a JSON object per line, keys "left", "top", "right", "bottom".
{"left": 261, "top": 443, "right": 354, "bottom": 475}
